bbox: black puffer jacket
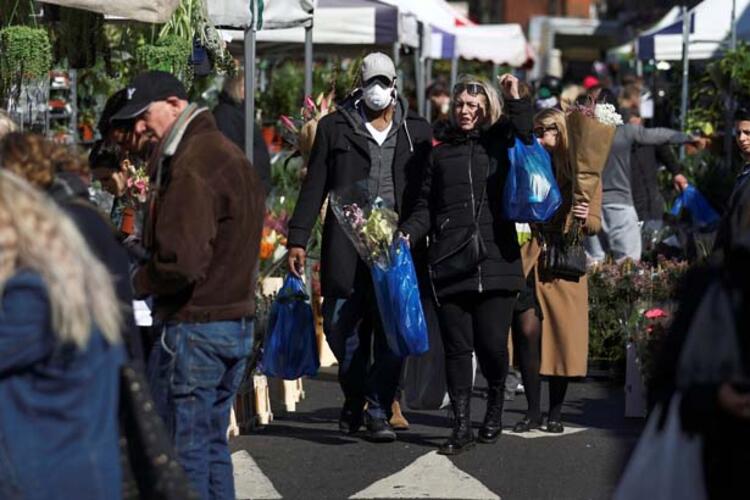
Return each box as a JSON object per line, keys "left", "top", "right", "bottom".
{"left": 400, "top": 98, "right": 533, "bottom": 298}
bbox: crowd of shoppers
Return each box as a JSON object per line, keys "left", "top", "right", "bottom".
{"left": 0, "top": 49, "right": 746, "bottom": 500}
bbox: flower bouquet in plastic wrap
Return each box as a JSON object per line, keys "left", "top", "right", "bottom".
{"left": 329, "top": 185, "right": 429, "bottom": 357}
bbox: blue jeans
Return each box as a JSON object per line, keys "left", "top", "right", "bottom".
{"left": 147, "top": 319, "right": 253, "bottom": 500}
{"left": 323, "top": 283, "right": 403, "bottom": 421}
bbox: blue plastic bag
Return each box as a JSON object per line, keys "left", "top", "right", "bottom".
{"left": 370, "top": 239, "right": 430, "bottom": 357}
{"left": 502, "top": 137, "right": 562, "bottom": 222}
{"left": 671, "top": 184, "right": 720, "bottom": 228}
{"left": 261, "top": 274, "right": 320, "bottom": 380}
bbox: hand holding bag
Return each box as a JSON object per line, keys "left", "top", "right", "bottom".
{"left": 538, "top": 226, "right": 587, "bottom": 281}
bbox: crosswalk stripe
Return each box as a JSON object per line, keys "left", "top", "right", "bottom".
{"left": 349, "top": 450, "right": 500, "bottom": 499}
{"left": 505, "top": 426, "right": 588, "bottom": 439}
{"left": 232, "top": 450, "right": 283, "bottom": 500}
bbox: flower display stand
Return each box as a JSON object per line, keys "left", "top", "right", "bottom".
{"left": 624, "top": 342, "right": 646, "bottom": 418}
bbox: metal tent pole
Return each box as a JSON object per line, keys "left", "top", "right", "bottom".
{"left": 425, "top": 58, "right": 433, "bottom": 120}
{"left": 725, "top": 0, "right": 738, "bottom": 169}
{"left": 244, "top": 24, "right": 256, "bottom": 163}
{"left": 450, "top": 55, "right": 458, "bottom": 91}
{"left": 304, "top": 24, "right": 313, "bottom": 98}
{"left": 679, "top": 5, "right": 690, "bottom": 160}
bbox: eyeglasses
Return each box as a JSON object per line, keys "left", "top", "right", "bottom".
{"left": 453, "top": 83, "right": 485, "bottom": 96}
{"left": 533, "top": 125, "right": 558, "bottom": 137}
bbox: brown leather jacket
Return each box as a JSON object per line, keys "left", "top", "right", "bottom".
{"left": 134, "top": 109, "right": 265, "bottom": 322}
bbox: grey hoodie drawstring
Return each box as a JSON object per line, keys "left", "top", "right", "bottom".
{"left": 404, "top": 120, "right": 414, "bottom": 153}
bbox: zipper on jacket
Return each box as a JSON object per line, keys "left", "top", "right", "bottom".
{"left": 467, "top": 142, "right": 484, "bottom": 293}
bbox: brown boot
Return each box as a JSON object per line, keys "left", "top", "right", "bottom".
{"left": 389, "top": 400, "right": 410, "bottom": 431}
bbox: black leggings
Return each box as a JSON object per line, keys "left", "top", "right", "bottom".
{"left": 437, "top": 291, "right": 516, "bottom": 395}
{"left": 512, "top": 307, "right": 570, "bottom": 421}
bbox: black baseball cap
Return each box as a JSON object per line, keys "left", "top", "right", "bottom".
{"left": 111, "top": 71, "right": 188, "bottom": 121}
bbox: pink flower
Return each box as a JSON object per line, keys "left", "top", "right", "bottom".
{"left": 644, "top": 308, "right": 668, "bottom": 319}
{"left": 279, "top": 115, "right": 299, "bottom": 134}
{"left": 304, "top": 96, "right": 316, "bottom": 113}
{"left": 134, "top": 179, "right": 146, "bottom": 191}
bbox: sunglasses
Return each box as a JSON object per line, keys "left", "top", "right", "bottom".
{"left": 364, "top": 75, "right": 395, "bottom": 88}
{"left": 453, "top": 83, "right": 485, "bottom": 96}
{"left": 533, "top": 125, "right": 558, "bottom": 137}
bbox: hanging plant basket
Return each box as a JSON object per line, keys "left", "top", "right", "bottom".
{"left": 135, "top": 35, "right": 193, "bottom": 88}
{"left": 0, "top": 26, "right": 52, "bottom": 99}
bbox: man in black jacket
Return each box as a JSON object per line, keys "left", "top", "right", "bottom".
{"left": 286, "top": 53, "right": 432, "bottom": 442}
{"left": 213, "top": 73, "right": 272, "bottom": 194}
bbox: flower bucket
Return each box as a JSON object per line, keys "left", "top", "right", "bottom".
{"left": 120, "top": 206, "right": 135, "bottom": 235}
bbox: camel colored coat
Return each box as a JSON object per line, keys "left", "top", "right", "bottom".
{"left": 520, "top": 176, "right": 603, "bottom": 377}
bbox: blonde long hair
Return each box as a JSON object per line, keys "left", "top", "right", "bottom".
{"left": 533, "top": 108, "right": 571, "bottom": 181}
{"left": 452, "top": 74, "right": 503, "bottom": 125}
{"left": 0, "top": 171, "right": 121, "bottom": 348}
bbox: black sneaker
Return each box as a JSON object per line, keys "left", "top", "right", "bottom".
{"left": 365, "top": 417, "right": 397, "bottom": 443}
{"left": 338, "top": 403, "right": 364, "bottom": 435}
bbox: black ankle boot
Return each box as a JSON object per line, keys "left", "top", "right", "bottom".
{"left": 478, "top": 384, "right": 504, "bottom": 443}
{"left": 438, "top": 390, "right": 475, "bottom": 455}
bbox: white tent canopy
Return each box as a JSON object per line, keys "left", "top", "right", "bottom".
{"left": 637, "top": 0, "right": 750, "bottom": 61}
{"left": 220, "top": 0, "right": 414, "bottom": 47}
{"left": 40, "top": 0, "right": 179, "bottom": 23}
{"left": 208, "top": 0, "right": 315, "bottom": 29}
{"left": 455, "top": 24, "right": 530, "bottom": 66}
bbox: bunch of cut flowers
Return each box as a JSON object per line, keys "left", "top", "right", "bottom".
{"left": 329, "top": 185, "right": 428, "bottom": 357}
{"left": 123, "top": 159, "right": 150, "bottom": 207}
{"left": 279, "top": 91, "right": 336, "bottom": 164}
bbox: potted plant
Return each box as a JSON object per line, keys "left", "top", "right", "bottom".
{"left": 0, "top": 26, "right": 52, "bottom": 102}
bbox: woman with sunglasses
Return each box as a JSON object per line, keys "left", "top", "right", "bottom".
{"left": 400, "top": 74, "right": 533, "bottom": 455}
{"left": 511, "top": 108, "right": 603, "bottom": 434}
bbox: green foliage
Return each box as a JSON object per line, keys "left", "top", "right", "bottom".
{"left": 55, "top": 8, "right": 105, "bottom": 69}
{"left": 588, "top": 259, "right": 688, "bottom": 368}
{"left": 136, "top": 35, "right": 193, "bottom": 88}
{"left": 0, "top": 26, "right": 52, "bottom": 100}
{"left": 256, "top": 60, "right": 305, "bottom": 123}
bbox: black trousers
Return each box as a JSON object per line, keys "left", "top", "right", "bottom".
{"left": 437, "top": 290, "right": 517, "bottom": 395}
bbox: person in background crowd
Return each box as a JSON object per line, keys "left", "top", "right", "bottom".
{"left": 0, "top": 132, "right": 143, "bottom": 362}
{"left": 559, "top": 84, "right": 584, "bottom": 112}
{"left": 287, "top": 52, "right": 433, "bottom": 443}
{"left": 428, "top": 80, "right": 451, "bottom": 124}
{"left": 713, "top": 107, "right": 750, "bottom": 260}
{"left": 0, "top": 170, "right": 124, "bottom": 500}
{"left": 213, "top": 72, "right": 272, "bottom": 195}
{"left": 618, "top": 84, "right": 642, "bottom": 115}
{"left": 625, "top": 107, "right": 688, "bottom": 233}
{"left": 585, "top": 89, "right": 695, "bottom": 263}
{"left": 114, "top": 71, "right": 265, "bottom": 500}
{"left": 0, "top": 109, "right": 17, "bottom": 140}
{"left": 400, "top": 74, "right": 532, "bottom": 454}
{"left": 511, "top": 108, "right": 603, "bottom": 433}
{"left": 535, "top": 75, "right": 561, "bottom": 110}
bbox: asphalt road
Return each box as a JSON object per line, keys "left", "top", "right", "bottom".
{"left": 230, "top": 367, "right": 643, "bottom": 500}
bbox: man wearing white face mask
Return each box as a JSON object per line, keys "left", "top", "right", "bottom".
{"left": 287, "top": 52, "right": 433, "bottom": 443}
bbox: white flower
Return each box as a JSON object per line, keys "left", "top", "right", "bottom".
{"left": 594, "top": 103, "right": 623, "bottom": 126}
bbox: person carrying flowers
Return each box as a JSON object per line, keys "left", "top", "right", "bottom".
{"left": 399, "top": 74, "right": 533, "bottom": 455}
{"left": 286, "top": 53, "right": 432, "bottom": 443}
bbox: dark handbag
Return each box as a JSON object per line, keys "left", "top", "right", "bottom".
{"left": 539, "top": 234, "right": 587, "bottom": 281}
{"left": 119, "top": 362, "right": 200, "bottom": 500}
{"left": 428, "top": 173, "right": 488, "bottom": 284}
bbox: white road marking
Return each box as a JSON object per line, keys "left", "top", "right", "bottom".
{"left": 349, "top": 450, "right": 500, "bottom": 499}
{"left": 505, "top": 426, "right": 588, "bottom": 439}
{"left": 232, "top": 450, "right": 283, "bottom": 499}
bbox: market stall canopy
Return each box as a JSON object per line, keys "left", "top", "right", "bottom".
{"left": 219, "top": 0, "right": 415, "bottom": 47}
{"left": 607, "top": 6, "right": 681, "bottom": 58}
{"left": 637, "top": 0, "right": 750, "bottom": 61}
{"left": 39, "top": 0, "right": 179, "bottom": 23}
{"left": 208, "top": 0, "right": 315, "bottom": 29}
{"left": 455, "top": 24, "right": 531, "bottom": 67}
